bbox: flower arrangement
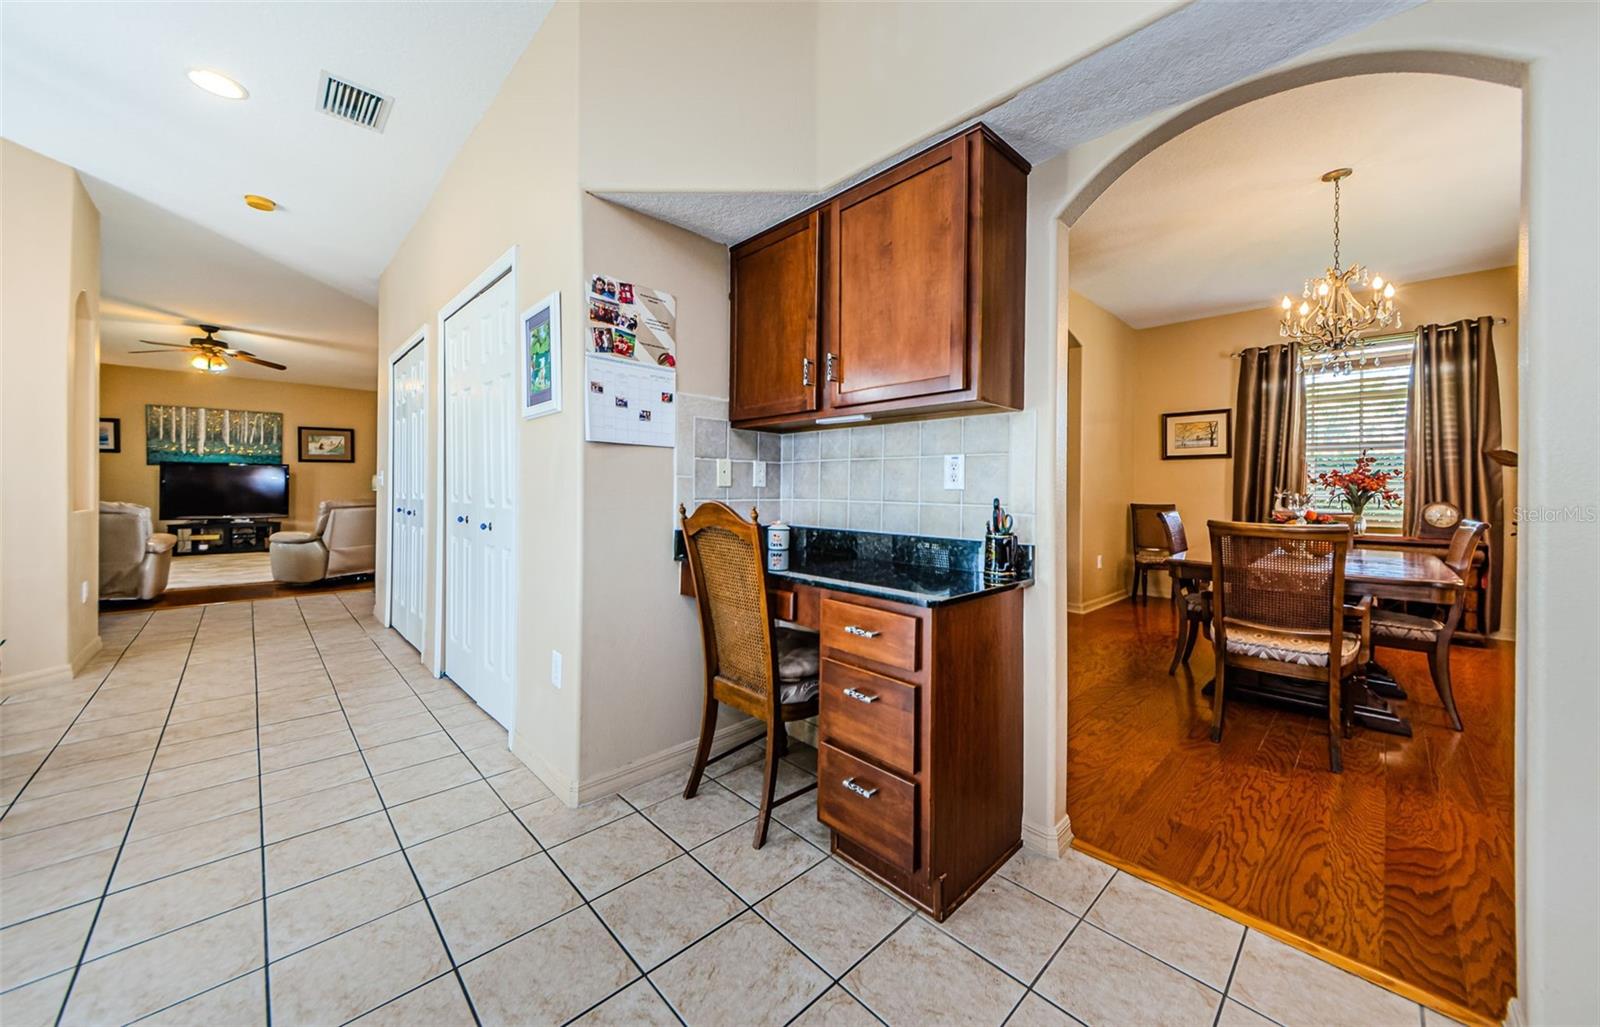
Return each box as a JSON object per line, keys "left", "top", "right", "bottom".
{"left": 1311, "top": 451, "right": 1399, "bottom": 522}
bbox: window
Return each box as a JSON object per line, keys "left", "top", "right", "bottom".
{"left": 1302, "top": 333, "right": 1414, "bottom": 531}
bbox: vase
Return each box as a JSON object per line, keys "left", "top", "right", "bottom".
{"left": 1350, "top": 510, "right": 1367, "bottom": 535}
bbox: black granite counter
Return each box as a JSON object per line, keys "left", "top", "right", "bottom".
{"left": 675, "top": 525, "right": 1032, "bottom": 608}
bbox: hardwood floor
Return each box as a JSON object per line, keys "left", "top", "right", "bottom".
{"left": 1067, "top": 598, "right": 1515, "bottom": 1022}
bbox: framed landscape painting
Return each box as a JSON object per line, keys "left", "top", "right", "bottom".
{"left": 298, "top": 426, "right": 356, "bottom": 463}
{"left": 1161, "top": 408, "right": 1232, "bottom": 459}
{"left": 98, "top": 417, "right": 121, "bottom": 453}
{"left": 521, "top": 291, "right": 562, "bottom": 419}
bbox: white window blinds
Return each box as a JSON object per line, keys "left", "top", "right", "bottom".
{"left": 1303, "top": 334, "right": 1415, "bottom": 531}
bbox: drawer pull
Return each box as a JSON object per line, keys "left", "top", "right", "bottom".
{"left": 841, "top": 777, "right": 878, "bottom": 799}
{"left": 842, "top": 687, "right": 879, "bottom": 704}
{"left": 843, "top": 625, "right": 880, "bottom": 639}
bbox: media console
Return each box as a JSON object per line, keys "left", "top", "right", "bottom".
{"left": 166, "top": 517, "right": 282, "bottom": 556}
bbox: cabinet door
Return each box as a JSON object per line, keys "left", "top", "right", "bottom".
{"left": 828, "top": 139, "right": 969, "bottom": 408}
{"left": 730, "top": 212, "right": 821, "bottom": 422}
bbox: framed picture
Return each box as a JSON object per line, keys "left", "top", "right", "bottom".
{"left": 1161, "top": 408, "right": 1232, "bottom": 460}
{"left": 298, "top": 426, "right": 355, "bottom": 463}
{"left": 521, "top": 291, "right": 563, "bottom": 419}
{"left": 98, "top": 417, "right": 121, "bottom": 453}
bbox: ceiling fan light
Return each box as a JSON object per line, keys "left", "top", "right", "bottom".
{"left": 187, "top": 68, "right": 248, "bottom": 100}
{"left": 190, "top": 354, "right": 210, "bottom": 371}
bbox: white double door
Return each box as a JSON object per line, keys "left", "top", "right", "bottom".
{"left": 443, "top": 271, "right": 518, "bottom": 728}
{"left": 389, "top": 340, "right": 427, "bottom": 650}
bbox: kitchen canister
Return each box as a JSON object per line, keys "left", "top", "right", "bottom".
{"left": 767, "top": 548, "right": 791, "bottom": 571}
{"left": 765, "top": 522, "right": 791, "bottom": 552}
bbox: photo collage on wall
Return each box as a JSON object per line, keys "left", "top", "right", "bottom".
{"left": 584, "top": 274, "right": 678, "bottom": 448}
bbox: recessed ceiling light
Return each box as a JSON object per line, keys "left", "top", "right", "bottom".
{"left": 187, "top": 68, "right": 248, "bottom": 100}
{"left": 244, "top": 194, "right": 277, "bottom": 212}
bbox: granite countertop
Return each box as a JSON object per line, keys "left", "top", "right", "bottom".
{"left": 676, "top": 524, "right": 1032, "bottom": 608}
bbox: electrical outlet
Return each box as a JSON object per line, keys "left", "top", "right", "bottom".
{"left": 943, "top": 454, "right": 965, "bottom": 490}
{"left": 752, "top": 461, "right": 767, "bottom": 488}
{"left": 1096, "top": 555, "right": 1103, "bottom": 569}
{"left": 550, "top": 650, "right": 563, "bottom": 689}
{"left": 715, "top": 458, "right": 732, "bottom": 488}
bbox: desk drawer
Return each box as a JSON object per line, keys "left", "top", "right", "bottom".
{"left": 818, "top": 742, "right": 917, "bottom": 870}
{"left": 821, "top": 598, "right": 920, "bottom": 673}
{"left": 820, "top": 660, "right": 916, "bottom": 776}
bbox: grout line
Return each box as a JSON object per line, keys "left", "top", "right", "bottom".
{"left": 248, "top": 603, "right": 275, "bottom": 1027}
{"left": 1214, "top": 928, "right": 1250, "bottom": 1027}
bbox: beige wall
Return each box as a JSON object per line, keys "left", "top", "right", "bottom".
{"left": 97, "top": 364, "right": 376, "bottom": 532}
{"left": 1, "top": 139, "right": 101, "bottom": 683}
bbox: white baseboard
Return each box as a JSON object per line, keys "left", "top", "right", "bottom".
{"left": 70, "top": 636, "right": 103, "bottom": 675}
{"left": 1067, "top": 591, "right": 1128, "bottom": 616}
{"left": 507, "top": 733, "right": 579, "bottom": 807}
{"left": 573, "top": 718, "right": 767, "bottom": 807}
{"left": 1502, "top": 996, "right": 1524, "bottom": 1027}
{"left": 1022, "top": 813, "right": 1072, "bottom": 857}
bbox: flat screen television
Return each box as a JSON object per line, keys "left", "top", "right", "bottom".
{"left": 159, "top": 463, "right": 290, "bottom": 520}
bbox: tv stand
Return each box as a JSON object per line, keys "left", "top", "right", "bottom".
{"left": 167, "top": 517, "right": 282, "bottom": 556}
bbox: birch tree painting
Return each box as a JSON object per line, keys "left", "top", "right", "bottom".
{"left": 144, "top": 404, "right": 283, "bottom": 464}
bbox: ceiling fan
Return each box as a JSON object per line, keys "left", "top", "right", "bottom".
{"left": 128, "top": 325, "right": 287, "bottom": 373}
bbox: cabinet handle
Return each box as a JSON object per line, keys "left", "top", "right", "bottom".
{"left": 843, "top": 625, "right": 880, "bottom": 639}
{"left": 842, "top": 687, "right": 879, "bottom": 704}
{"left": 825, "top": 352, "right": 840, "bottom": 382}
{"left": 801, "top": 356, "right": 813, "bottom": 387}
{"left": 841, "top": 777, "right": 878, "bottom": 799}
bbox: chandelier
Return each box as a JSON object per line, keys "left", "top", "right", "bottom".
{"left": 1279, "top": 168, "right": 1400, "bottom": 374}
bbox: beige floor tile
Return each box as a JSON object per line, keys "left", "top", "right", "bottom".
{"left": 0, "top": 900, "right": 96, "bottom": 991}
{"left": 24, "top": 749, "right": 149, "bottom": 799}
{"left": 405, "top": 812, "right": 541, "bottom": 896}
{"left": 653, "top": 910, "right": 829, "bottom": 1025}
{"left": 793, "top": 985, "right": 884, "bottom": 1027}
{"left": 259, "top": 751, "right": 369, "bottom": 805}
{"left": 549, "top": 814, "right": 682, "bottom": 898}
{"left": 269, "top": 902, "right": 451, "bottom": 1025}
{"left": 447, "top": 719, "right": 508, "bottom": 752}
{"left": 374, "top": 753, "right": 481, "bottom": 806}
{"left": 0, "top": 969, "right": 72, "bottom": 1027}
{"left": 774, "top": 790, "right": 835, "bottom": 850}
{"left": 592, "top": 855, "right": 745, "bottom": 970}
{"left": 362, "top": 731, "right": 457, "bottom": 777}
{"left": 0, "top": 808, "right": 129, "bottom": 878}
{"left": 263, "top": 776, "right": 384, "bottom": 844}
{"left": 157, "top": 708, "right": 256, "bottom": 747}
{"left": 996, "top": 847, "right": 1116, "bottom": 916}
{"left": 166, "top": 694, "right": 255, "bottom": 726}
{"left": 89, "top": 850, "right": 262, "bottom": 958}
{"left": 141, "top": 750, "right": 258, "bottom": 802}
{"left": 845, "top": 916, "right": 1025, "bottom": 1027}
{"left": 460, "top": 907, "right": 637, "bottom": 1027}
{"left": 127, "top": 776, "right": 260, "bottom": 843}
{"left": 486, "top": 765, "right": 554, "bottom": 808}
{"left": 1218, "top": 998, "right": 1279, "bottom": 1027}
{"left": 939, "top": 876, "right": 1079, "bottom": 983}
{"left": 706, "top": 740, "right": 766, "bottom": 778}
{"left": 352, "top": 711, "right": 440, "bottom": 749}
{"left": 718, "top": 759, "right": 818, "bottom": 807}
{"left": 62, "top": 902, "right": 264, "bottom": 1025}
{"left": 259, "top": 727, "right": 358, "bottom": 774}
{"left": 57, "top": 708, "right": 167, "bottom": 745}
{"left": 515, "top": 794, "right": 632, "bottom": 847}
{"left": 351, "top": 974, "right": 475, "bottom": 1026}
{"left": 256, "top": 710, "right": 349, "bottom": 748}
{"left": 111, "top": 808, "right": 260, "bottom": 891}
{"left": 1421, "top": 1006, "right": 1468, "bottom": 1027}
{"left": 259, "top": 693, "right": 342, "bottom": 725}
{"left": 617, "top": 768, "right": 685, "bottom": 810}
{"left": 641, "top": 779, "right": 757, "bottom": 849}
{"left": 431, "top": 702, "right": 494, "bottom": 730}
{"left": 152, "top": 727, "right": 258, "bottom": 772}
{"left": 1084, "top": 872, "right": 1244, "bottom": 989}
{"left": 0, "top": 774, "right": 142, "bottom": 839}
{"left": 344, "top": 695, "right": 428, "bottom": 727}
{"left": 757, "top": 857, "right": 910, "bottom": 977}
{"left": 1034, "top": 923, "right": 1220, "bottom": 1027}
{"left": 265, "top": 811, "right": 399, "bottom": 894}
{"left": 0, "top": 847, "right": 118, "bottom": 927}
{"left": 463, "top": 742, "right": 524, "bottom": 777}
{"left": 140, "top": 969, "right": 266, "bottom": 1026}
{"left": 1227, "top": 931, "right": 1417, "bottom": 1027}
{"left": 572, "top": 978, "right": 679, "bottom": 1026}
{"left": 40, "top": 726, "right": 161, "bottom": 770}
{"left": 1005, "top": 992, "right": 1079, "bottom": 1026}
{"left": 692, "top": 818, "right": 825, "bottom": 902}
{"left": 266, "top": 851, "right": 422, "bottom": 959}
{"left": 430, "top": 853, "right": 582, "bottom": 962}
{"left": 388, "top": 780, "right": 504, "bottom": 847}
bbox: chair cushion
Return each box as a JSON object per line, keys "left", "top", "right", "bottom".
{"left": 1134, "top": 548, "right": 1170, "bottom": 565}
{"left": 780, "top": 677, "right": 819, "bottom": 705}
{"left": 269, "top": 531, "right": 318, "bottom": 545}
{"left": 1371, "top": 609, "right": 1445, "bottom": 642}
{"left": 1226, "top": 628, "right": 1361, "bottom": 667}
{"left": 775, "top": 627, "right": 819, "bottom": 683}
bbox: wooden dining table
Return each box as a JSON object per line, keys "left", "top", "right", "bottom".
{"left": 1166, "top": 544, "right": 1464, "bottom": 736}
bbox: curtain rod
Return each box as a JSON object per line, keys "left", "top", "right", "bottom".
{"left": 1232, "top": 318, "right": 1507, "bottom": 357}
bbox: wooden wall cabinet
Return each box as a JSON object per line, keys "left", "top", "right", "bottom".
{"left": 729, "top": 125, "right": 1028, "bottom": 430}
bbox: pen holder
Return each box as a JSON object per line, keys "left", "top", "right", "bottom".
{"left": 985, "top": 531, "right": 1019, "bottom": 580}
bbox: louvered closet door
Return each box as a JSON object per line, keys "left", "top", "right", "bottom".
{"left": 390, "top": 340, "right": 427, "bottom": 650}
{"left": 443, "top": 272, "right": 518, "bottom": 728}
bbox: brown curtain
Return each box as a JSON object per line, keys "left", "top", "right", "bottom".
{"left": 1405, "top": 316, "right": 1505, "bottom": 631}
{"left": 1232, "top": 344, "right": 1306, "bottom": 521}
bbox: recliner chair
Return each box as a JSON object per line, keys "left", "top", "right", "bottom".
{"left": 269, "top": 499, "right": 377, "bottom": 583}
{"left": 99, "top": 502, "right": 177, "bottom": 601}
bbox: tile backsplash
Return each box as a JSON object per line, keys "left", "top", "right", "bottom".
{"left": 674, "top": 394, "right": 1036, "bottom": 543}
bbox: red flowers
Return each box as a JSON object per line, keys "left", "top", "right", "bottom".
{"left": 1312, "top": 451, "right": 1399, "bottom": 514}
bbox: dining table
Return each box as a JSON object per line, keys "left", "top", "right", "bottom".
{"left": 1166, "top": 543, "right": 1465, "bottom": 736}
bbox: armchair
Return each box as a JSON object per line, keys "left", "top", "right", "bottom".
{"left": 99, "top": 502, "right": 177, "bottom": 601}
{"left": 269, "top": 500, "right": 376, "bottom": 584}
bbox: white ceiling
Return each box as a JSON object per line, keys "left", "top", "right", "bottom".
{"left": 1068, "top": 73, "right": 1521, "bottom": 328}
{"left": 1, "top": 1, "right": 550, "bottom": 388}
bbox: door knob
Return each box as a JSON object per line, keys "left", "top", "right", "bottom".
{"left": 456, "top": 515, "right": 465, "bottom": 524}
{"left": 395, "top": 506, "right": 402, "bottom": 512}
{"left": 479, "top": 523, "right": 487, "bottom": 530}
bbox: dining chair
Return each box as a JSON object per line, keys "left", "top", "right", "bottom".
{"left": 1157, "top": 509, "right": 1210, "bottom": 674}
{"left": 1130, "top": 502, "right": 1177, "bottom": 602}
{"left": 1207, "top": 520, "right": 1371, "bottom": 773}
{"left": 679, "top": 502, "right": 820, "bottom": 848}
{"left": 1369, "top": 519, "right": 1489, "bottom": 731}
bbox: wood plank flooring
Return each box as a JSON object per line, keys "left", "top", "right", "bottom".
{"left": 1066, "top": 598, "right": 1516, "bottom": 1021}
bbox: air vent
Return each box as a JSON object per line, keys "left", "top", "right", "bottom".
{"left": 317, "top": 72, "right": 391, "bottom": 132}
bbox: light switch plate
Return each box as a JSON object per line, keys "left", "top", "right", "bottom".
{"left": 943, "top": 454, "right": 965, "bottom": 490}
{"left": 550, "top": 650, "right": 563, "bottom": 689}
{"left": 716, "top": 458, "right": 732, "bottom": 488}
{"left": 752, "top": 461, "right": 767, "bottom": 488}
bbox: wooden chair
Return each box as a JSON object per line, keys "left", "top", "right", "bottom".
{"left": 1157, "top": 510, "right": 1210, "bottom": 674}
{"left": 1207, "top": 521, "right": 1371, "bottom": 773}
{"left": 680, "top": 502, "right": 819, "bottom": 847}
{"left": 1369, "top": 520, "right": 1489, "bottom": 731}
{"left": 1130, "top": 502, "right": 1177, "bottom": 601}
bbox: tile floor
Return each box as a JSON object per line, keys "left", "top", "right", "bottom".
{"left": 1, "top": 590, "right": 1455, "bottom": 1026}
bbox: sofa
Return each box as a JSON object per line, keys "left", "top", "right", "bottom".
{"left": 269, "top": 499, "right": 377, "bottom": 583}
{"left": 99, "top": 502, "right": 177, "bottom": 601}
